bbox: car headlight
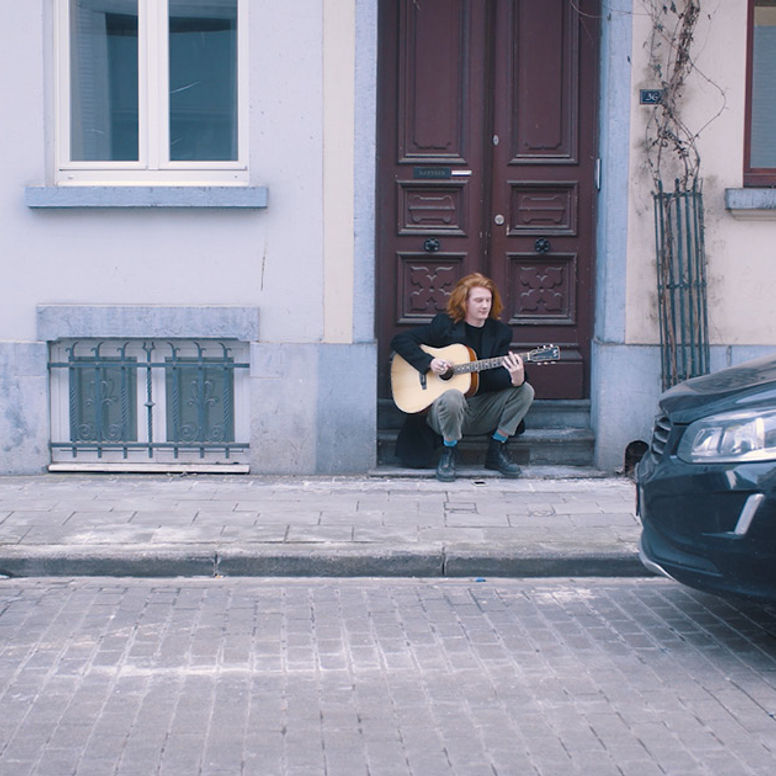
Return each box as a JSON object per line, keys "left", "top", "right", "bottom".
{"left": 678, "top": 408, "right": 776, "bottom": 463}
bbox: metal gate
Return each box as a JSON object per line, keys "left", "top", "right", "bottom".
{"left": 49, "top": 339, "right": 249, "bottom": 466}
{"left": 653, "top": 179, "right": 710, "bottom": 390}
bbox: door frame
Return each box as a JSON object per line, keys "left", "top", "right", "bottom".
{"left": 362, "top": 0, "right": 646, "bottom": 472}
{"left": 374, "top": 0, "right": 601, "bottom": 401}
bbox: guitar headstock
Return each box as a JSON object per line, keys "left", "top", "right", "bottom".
{"left": 526, "top": 344, "right": 560, "bottom": 364}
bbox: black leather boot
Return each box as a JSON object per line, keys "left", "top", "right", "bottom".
{"left": 485, "top": 438, "right": 521, "bottom": 478}
{"left": 436, "top": 446, "right": 457, "bottom": 482}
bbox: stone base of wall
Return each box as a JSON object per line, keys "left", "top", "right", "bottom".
{"left": 0, "top": 342, "right": 49, "bottom": 474}
{"left": 249, "top": 342, "right": 377, "bottom": 474}
{"left": 0, "top": 306, "right": 379, "bottom": 475}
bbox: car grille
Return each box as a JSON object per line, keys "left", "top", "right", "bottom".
{"left": 649, "top": 415, "right": 672, "bottom": 459}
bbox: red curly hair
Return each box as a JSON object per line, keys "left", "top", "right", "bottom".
{"left": 445, "top": 273, "right": 504, "bottom": 323}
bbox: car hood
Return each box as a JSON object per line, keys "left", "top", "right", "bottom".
{"left": 659, "top": 354, "right": 776, "bottom": 423}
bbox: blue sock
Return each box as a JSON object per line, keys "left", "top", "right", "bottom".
{"left": 492, "top": 431, "right": 508, "bottom": 443}
{"left": 443, "top": 439, "right": 458, "bottom": 448}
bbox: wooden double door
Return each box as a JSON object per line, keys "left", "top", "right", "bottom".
{"left": 376, "top": 0, "right": 600, "bottom": 399}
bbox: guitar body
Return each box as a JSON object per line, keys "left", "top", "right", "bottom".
{"left": 390, "top": 344, "right": 480, "bottom": 414}
{"left": 390, "top": 341, "right": 560, "bottom": 414}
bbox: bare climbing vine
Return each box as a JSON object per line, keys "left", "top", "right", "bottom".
{"left": 643, "top": 0, "right": 703, "bottom": 189}
{"left": 641, "top": 1, "right": 724, "bottom": 388}
{"left": 642, "top": 0, "right": 726, "bottom": 189}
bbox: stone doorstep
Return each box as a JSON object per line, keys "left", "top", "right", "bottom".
{"left": 377, "top": 427, "right": 596, "bottom": 467}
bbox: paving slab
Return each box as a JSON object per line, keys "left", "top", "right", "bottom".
{"left": 0, "top": 471, "right": 647, "bottom": 578}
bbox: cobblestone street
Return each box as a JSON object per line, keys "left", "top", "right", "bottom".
{"left": 2, "top": 576, "right": 776, "bottom": 775}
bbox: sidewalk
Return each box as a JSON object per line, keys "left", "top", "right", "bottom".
{"left": 0, "top": 468, "right": 647, "bottom": 579}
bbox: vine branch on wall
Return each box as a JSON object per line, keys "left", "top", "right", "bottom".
{"left": 642, "top": 1, "right": 723, "bottom": 389}
{"left": 644, "top": 0, "right": 703, "bottom": 190}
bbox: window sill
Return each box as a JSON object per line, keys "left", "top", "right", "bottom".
{"left": 725, "top": 188, "right": 776, "bottom": 220}
{"left": 49, "top": 462, "right": 250, "bottom": 473}
{"left": 36, "top": 304, "right": 260, "bottom": 341}
{"left": 25, "top": 185, "right": 268, "bottom": 209}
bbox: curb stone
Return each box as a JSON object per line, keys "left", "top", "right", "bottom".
{"left": 0, "top": 544, "right": 650, "bottom": 579}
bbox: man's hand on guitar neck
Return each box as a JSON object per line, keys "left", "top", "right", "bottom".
{"left": 502, "top": 352, "right": 525, "bottom": 387}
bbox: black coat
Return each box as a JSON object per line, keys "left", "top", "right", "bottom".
{"left": 390, "top": 313, "right": 524, "bottom": 467}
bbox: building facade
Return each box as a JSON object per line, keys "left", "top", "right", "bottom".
{"left": 0, "top": 1, "right": 773, "bottom": 476}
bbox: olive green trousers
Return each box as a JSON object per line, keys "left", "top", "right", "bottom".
{"left": 425, "top": 382, "right": 535, "bottom": 443}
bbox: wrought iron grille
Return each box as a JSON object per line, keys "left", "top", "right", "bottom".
{"left": 653, "top": 180, "right": 710, "bottom": 390}
{"left": 49, "top": 339, "right": 249, "bottom": 462}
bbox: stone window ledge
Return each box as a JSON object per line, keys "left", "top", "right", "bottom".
{"left": 25, "top": 186, "right": 268, "bottom": 209}
{"left": 725, "top": 188, "right": 776, "bottom": 220}
{"left": 36, "top": 305, "right": 260, "bottom": 342}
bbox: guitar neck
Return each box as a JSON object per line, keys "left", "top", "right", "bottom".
{"left": 453, "top": 351, "right": 532, "bottom": 375}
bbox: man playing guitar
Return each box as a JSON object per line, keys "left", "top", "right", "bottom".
{"left": 390, "top": 273, "right": 535, "bottom": 482}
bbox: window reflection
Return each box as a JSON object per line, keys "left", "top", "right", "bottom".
{"left": 169, "top": 0, "right": 238, "bottom": 161}
{"left": 70, "top": 0, "right": 139, "bottom": 161}
{"left": 751, "top": 1, "right": 776, "bottom": 168}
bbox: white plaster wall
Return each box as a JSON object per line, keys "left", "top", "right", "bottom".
{"left": 323, "top": 0, "right": 356, "bottom": 343}
{"left": 626, "top": 1, "right": 776, "bottom": 349}
{"left": 250, "top": 0, "right": 326, "bottom": 342}
{"left": 0, "top": 2, "right": 46, "bottom": 341}
{"left": 0, "top": 1, "right": 334, "bottom": 346}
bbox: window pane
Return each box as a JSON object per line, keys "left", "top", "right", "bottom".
{"left": 751, "top": 2, "right": 776, "bottom": 168}
{"left": 169, "top": 0, "right": 238, "bottom": 161}
{"left": 69, "top": 0, "right": 139, "bottom": 161}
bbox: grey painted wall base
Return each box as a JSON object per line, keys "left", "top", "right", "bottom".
{"left": 707, "top": 344, "right": 776, "bottom": 373}
{"left": 4, "top": 304, "right": 377, "bottom": 475}
{"left": 591, "top": 341, "right": 662, "bottom": 472}
{"left": 249, "top": 342, "right": 377, "bottom": 474}
{"left": 0, "top": 342, "right": 49, "bottom": 474}
{"left": 0, "top": 338, "right": 377, "bottom": 475}
{"left": 1, "top": 333, "right": 771, "bottom": 476}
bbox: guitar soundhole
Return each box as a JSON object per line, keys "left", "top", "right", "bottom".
{"left": 440, "top": 369, "right": 454, "bottom": 381}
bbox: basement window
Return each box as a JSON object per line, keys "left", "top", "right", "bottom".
{"left": 48, "top": 338, "right": 249, "bottom": 471}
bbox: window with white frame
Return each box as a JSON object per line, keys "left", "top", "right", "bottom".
{"left": 49, "top": 339, "right": 250, "bottom": 468}
{"left": 746, "top": 0, "right": 776, "bottom": 185}
{"left": 55, "top": 0, "right": 248, "bottom": 184}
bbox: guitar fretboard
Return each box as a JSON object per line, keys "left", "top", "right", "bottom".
{"left": 452, "top": 352, "right": 531, "bottom": 375}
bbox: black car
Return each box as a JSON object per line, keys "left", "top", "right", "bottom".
{"left": 637, "top": 354, "right": 776, "bottom": 602}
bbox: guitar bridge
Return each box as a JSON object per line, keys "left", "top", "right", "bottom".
{"left": 419, "top": 372, "right": 427, "bottom": 390}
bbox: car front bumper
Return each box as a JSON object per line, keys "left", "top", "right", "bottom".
{"left": 636, "top": 449, "right": 776, "bottom": 602}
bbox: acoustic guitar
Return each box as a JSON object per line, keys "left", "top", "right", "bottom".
{"left": 390, "top": 343, "right": 560, "bottom": 414}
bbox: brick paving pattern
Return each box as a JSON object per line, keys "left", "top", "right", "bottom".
{"left": 1, "top": 577, "right": 776, "bottom": 775}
